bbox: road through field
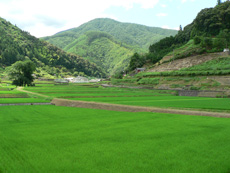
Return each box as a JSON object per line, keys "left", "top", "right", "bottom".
{"left": 18, "top": 87, "right": 230, "bottom": 118}
{"left": 51, "top": 98, "right": 230, "bottom": 118}
{"left": 17, "top": 87, "right": 51, "bottom": 98}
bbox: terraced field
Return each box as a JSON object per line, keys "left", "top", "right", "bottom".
{"left": 1, "top": 83, "right": 230, "bottom": 172}
{"left": 0, "top": 84, "right": 50, "bottom": 104}
{"left": 25, "top": 84, "right": 230, "bottom": 112}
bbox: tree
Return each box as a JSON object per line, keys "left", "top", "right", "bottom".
{"left": 201, "top": 37, "right": 213, "bottom": 49}
{"left": 193, "top": 36, "right": 202, "bottom": 45}
{"left": 7, "top": 60, "right": 36, "bottom": 86}
{"left": 128, "top": 53, "right": 146, "bottom": 71}
{"left": 217, "top": 0, "right": 221, "bottom": 5}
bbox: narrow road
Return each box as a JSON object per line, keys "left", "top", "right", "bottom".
{"left": 52, "top": 98, "right": 230, "bottom": 118}
{"left": 16, "top": 87, "right": 51, "bottom": 98}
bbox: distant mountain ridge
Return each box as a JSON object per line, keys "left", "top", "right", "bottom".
{"left": 42, "top": 18, "right": 177, "bottom": 75}
{"left": 43, "top": 18, "right": 177, "bottom": 50}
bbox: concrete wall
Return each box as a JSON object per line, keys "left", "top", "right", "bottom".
{"left": 178, "top": 90, "right": 225, "bottom": 97}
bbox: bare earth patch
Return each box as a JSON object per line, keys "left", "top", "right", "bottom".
{"left": 148, "top": 52, "right": 227, "bottom": 72}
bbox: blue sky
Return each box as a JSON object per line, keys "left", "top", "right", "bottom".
{"left": 105, "top": 0, "right": 217, "bottom": 30}
{"left": 0, "top": 0, "right": 219, "bottom": 37}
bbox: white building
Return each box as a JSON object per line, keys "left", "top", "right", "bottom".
{"left": 72, "top": 76, "right": 89, "bottom": 83}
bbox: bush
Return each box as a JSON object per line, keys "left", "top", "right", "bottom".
{"left": 213, "top": 38, "right": 226, "bottom": 50}
{"left": 194, "top": 36, "right": 202, "bottom": 45}
{"left": 190, "top": 86, "right": 200, "bottom": 90}
{"left": 201, "top": 37, "right": 213, "bottom": 49}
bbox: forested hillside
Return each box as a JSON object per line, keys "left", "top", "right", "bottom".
{"left": 64, "top": 31, "right": 135, "bottom": 75}
{"left": 127, "top": 1, "right": 230, "bottom": 72}
{"left": 42, "top": 18, "right": 177, "bottom": 75}
{"left": 0, "top": 17, "right": 105, "bottom": 77}
{"left": 43, "top": 18, "right": 178, "bottom": 50}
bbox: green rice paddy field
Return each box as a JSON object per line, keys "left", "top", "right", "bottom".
{"left": 0, "top": 84, "right": 49, "bottom": 104}
{"left": 25, "top": 84, "right": 230, "bottom": 111}
{"left": 1, "top": 105, "right": 230, "bottom": 172}
{"left": 1, "top": 83, "right": 230, "bottom": 172}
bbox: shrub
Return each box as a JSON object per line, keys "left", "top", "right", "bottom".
{"left": 213, "top": 38, "right": 226, "bottom": 50}
{"left": 201, "top": 37, "right": 213, "bottom": 49}
{"left": 194, "top": 36, "right": 202, "bottom": 45}
{"left": 190, "top": 86, "right": 200, "bottom": 90}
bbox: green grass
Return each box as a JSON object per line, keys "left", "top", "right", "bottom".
{"left": 1, "top": 105, "right": 230, "bottom": 172}
{"left": 165, "top": 39, "right": 201, "bottom": 60}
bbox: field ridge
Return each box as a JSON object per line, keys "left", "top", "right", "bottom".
{"left": 51, "top": 98, "right": 230, "bottom": 118}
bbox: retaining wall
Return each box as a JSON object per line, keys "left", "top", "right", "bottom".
{"left": 0, "top": 103, "right": 53, "bottom": 106}
{"left": 178, "top": 90, "right": 225, "bottom": 97}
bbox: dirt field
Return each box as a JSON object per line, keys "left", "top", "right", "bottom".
{"left": 148, "top": 52, "right": 227, "bottom": 72}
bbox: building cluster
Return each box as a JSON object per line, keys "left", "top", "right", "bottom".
{"left": 54, "top": 76, "right": 101, "bottom": 84}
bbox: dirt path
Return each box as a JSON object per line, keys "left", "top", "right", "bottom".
{"left": 17, "top": 87, "right": 51, "bottom": 98}
{"left": 52, "top": 98, "right": 230, "bottom": 118}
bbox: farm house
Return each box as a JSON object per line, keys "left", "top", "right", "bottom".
{"left": 54, "top": 79, "right": 69, "bottom": 84}
{"left": 135, "top": 68, "right": 146, "bottom": 73}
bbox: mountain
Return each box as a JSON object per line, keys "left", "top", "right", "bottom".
{"left": 43, "top": 18, "right": 178, "bottom": 50}
{"left": 0, "top": 17, "right": 105, "bottom": 78}
{"left": 42, "top": 18, "right": 177, "bottom": 75}
{"left": 63, "top": 31, "right": 136, "bottom": 75}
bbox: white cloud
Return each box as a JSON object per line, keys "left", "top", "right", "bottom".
{"left": 0, "top": 0, "right": 159, "bottom": 37}
{"left": 161, "top": 25, "right": 170, "bottom": 29}
{"left": 161, "top": 25, "right": 179, "bottom": 30}
{"left": 161, "top": 4, "right": 167, "bottom": 8}
{"left": 156, "top": 13, "right": 168, "bottom": 17}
